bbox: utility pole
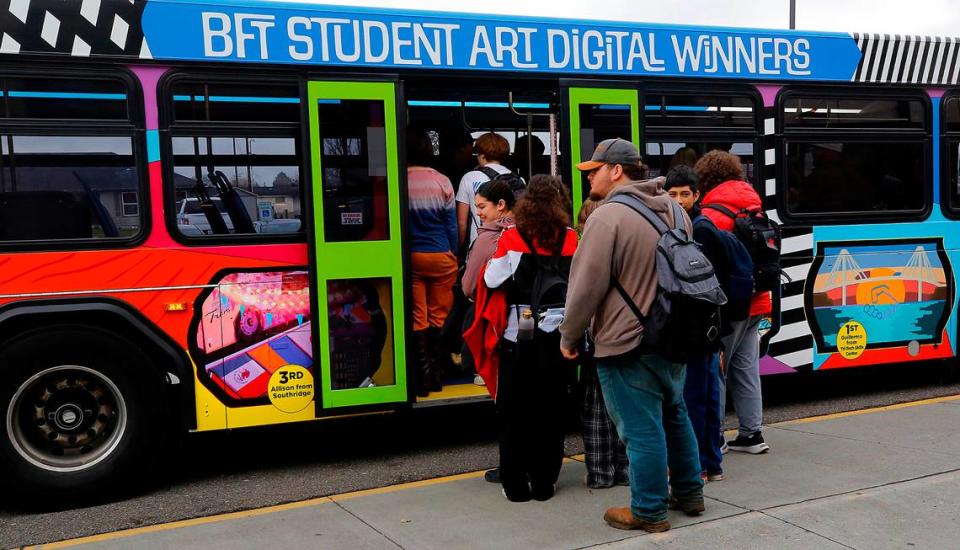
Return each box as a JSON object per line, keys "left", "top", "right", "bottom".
{"left": 790, "top": 0, "right": 796, "bottom": 29}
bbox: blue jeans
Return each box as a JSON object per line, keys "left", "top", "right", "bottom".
{"left": 596, "top": 352, "right": 703, "bottom": 522}
{"left": 684, "top": 353, "right": 723, "bottom": 475}
{"left": 719, "top": 315, "right": 763, "bottom": 437}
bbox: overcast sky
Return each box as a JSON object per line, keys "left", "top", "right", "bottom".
{"left": 278, "top": 0, "right": 960, "bottom": 36}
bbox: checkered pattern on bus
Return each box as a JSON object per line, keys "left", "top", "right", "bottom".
{"left": 0, "top": 0, "right": 148, "bottom": 57}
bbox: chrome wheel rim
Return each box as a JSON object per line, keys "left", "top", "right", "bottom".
{"left": 6, "top": 365, "right": 127, "bottom": 472}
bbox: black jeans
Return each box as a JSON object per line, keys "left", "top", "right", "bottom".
{"left": 496, "top": 338, "right": 566, "bottom": 500}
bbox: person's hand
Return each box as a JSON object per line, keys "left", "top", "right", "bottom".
{"left": 560, "top": 345, "right": 579, "bottom": 361}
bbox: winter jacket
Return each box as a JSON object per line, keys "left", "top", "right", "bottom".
{"left": 700, "top": 180, "right": 773, "bottom": 317}
{"left": 559, "top": 177, "right": 691, "bottom": 358}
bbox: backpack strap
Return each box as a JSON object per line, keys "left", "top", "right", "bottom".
{"left": 702, "top": 203, "right": 738, "bottom": 219}
{"left": 478, "top": 166, "right": 501, "bottom": 181}
{"left": 612, "top": 279, "right": 645, "bottom": 324}
{"left": 608, "top": 195, "right": 671, "bottom": 235}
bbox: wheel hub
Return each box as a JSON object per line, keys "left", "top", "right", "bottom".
{"left": 7, "top": 365, "right": 127, "bottom": 472}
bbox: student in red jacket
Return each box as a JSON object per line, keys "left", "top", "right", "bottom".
{"left": 482, "top": 175, "right": 579, "bottom": 503}
{"left": 695, "top": 150, "right": 771, "bottom": 455}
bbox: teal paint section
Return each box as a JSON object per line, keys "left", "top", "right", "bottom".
{"left": 147, "top": 130, "right": 160, "bottom": 163}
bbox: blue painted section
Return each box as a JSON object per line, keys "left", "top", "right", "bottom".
{"left": 173, "top": 94, "right": 300, "bottom": 103}
{"left": 4, "top": 91, "right": 126, "bottom": 100}
{"left": 810, "top": 222, "right": 958, "bottom": 369}
{"left": 141, "top": 1, "right": 862, "bottom": 81}
{"left": 408, "top": 100, "right": 550, "bottom": 109}
{"left": 146, "top": 130, "right": 161, "bottom": 163}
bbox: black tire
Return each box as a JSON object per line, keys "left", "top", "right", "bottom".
{"left": 0, "top": 326, "right": 166, "bottom": 506}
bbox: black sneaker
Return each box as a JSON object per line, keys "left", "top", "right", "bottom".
{"left": 727, "top": 433, "right": 770, "bottom": 454}
{"left": 484, "top": 468, "right": 500, "bottom": 483}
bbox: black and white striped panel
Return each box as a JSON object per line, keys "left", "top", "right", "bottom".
{"left": 852, "top": 33, "right": 960, "bottom": 85}
{"left": 760, "top": 107, "right": 815, "bottom": 371}
{"left": 0, "top": 0, "right": 149, "bottom": 58}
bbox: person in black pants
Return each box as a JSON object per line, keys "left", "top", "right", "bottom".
{"left": 482, "top": 175, "right": 579, "bottom": 501}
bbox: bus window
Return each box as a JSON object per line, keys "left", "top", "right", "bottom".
{"left": 644, "top": 93, "right": 756, "bottom": 129}
{"left": 942, "top": 95, "right": 960, "bottom": 213}
{"left": 779, "top": 90, "right": 929, "bottom": 221}
{"left": 0, "top": 75, "right": 142, "bottom": 243}
{"left": 167, "top": 79, "right": 303, "bottom": 238}
{"left": 646, "top": 142, "right": 757, "bottom": 182}
{"left": 316, "top": 99, "right": 390, "bottom": 242}
{"left": 785, "top": 141, "right": 925, "bottom": 215}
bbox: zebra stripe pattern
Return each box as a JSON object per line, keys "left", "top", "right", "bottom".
{"left": 852, "top": 33, "right": 960, "bottom": 85}
{"left": 760, "top": 108, "right": 815, "bottom": 371}
{"left": 0, "top": 0, "right": 148, "bottom": 58}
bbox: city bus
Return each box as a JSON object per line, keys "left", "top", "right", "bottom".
{"left": 1, "top": 0, "right": 958, "bottom": 500}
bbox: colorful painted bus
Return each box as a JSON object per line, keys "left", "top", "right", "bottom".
{"left": 1, "top": 0, "right": 958, "bottom": 499}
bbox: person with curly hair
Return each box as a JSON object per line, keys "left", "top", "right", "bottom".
{"left": 481, "top": 174, "right": 579, "bottom": 503}
{"left": 695, "top": 149, "right": 771, "bottom": 455}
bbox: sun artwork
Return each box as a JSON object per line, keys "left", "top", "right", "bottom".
{"left": 855, "top": 268, "right": 905, "bottom": 306}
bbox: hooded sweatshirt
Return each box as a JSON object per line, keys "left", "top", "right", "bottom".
{"left": 700, "top": 180, "right": 772, "bottom": 317}
{"left": 461, "top": 215, "right": 513, "bottom": 300}
{"left": 559, "top": 177, "right": 690, "bottom": 358}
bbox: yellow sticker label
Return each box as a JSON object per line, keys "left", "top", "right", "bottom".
{"left": 267, "top": 365, "right": 315, "bottom": 413}
{"left": 837, "top": 320, "right": 867, "bottom": 360}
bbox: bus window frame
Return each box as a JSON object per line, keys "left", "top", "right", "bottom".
{"left": 775, "top": 86, "right": 932, "bottom": 225}
{"left": 0, "top": 65, "right": 148, "bottom": 252}
{"left": 640, "top": 85, "right": 762, "bottom": 191}
{"left": 939, "top": 90, "right": 960, "bottom": 220}
{"left": 159, "top": 70, "right": 309, "bottom": 247}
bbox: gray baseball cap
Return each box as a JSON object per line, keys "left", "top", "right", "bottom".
{"left": 576, "top": 138, "right": 641, "bottom": 171}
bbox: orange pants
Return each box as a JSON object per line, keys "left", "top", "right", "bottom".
{"left": 410, "top": 252, "right": 458, "bottom": 331}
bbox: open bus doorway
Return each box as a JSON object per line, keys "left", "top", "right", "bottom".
{"left": 402, "top": 77, "right": 563, "bottom": 404}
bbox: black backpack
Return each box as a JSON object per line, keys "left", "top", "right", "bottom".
{"left": 516, "top": 230, "right": 569, "bottom": 328}
{"left": 693, "top": 214, "right": 754, "bottom": 325}
{"left": 478, "top": 166, "right": 526, "bottom": 197}
{"left": 702, "top": 204, "right": 782, "bottom": 293}
{"left": 609, "top": 196, "right": 727, "bottom": 362}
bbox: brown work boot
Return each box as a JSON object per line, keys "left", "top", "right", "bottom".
{"left": 668, "top": 495, "right": 706, "bottom": 516}
{"left": 603, "top": 507, "right": 670, "bottom": 532}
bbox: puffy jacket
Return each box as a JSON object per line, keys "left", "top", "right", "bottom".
{"left": 700, "top": 180, "right": 773, "bottom": 317}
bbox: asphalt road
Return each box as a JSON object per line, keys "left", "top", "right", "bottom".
{"left": 2, "top": 362, "right": 959, "bottom": 549}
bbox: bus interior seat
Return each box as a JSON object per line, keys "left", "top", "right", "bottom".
{"left": 0, "top": 191, "right": 92, "bottom": 240}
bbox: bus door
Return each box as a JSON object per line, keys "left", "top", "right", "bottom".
{"left": 307, "top": 81, "right": 409, "bottom": 412}
{"left": 566, "top": 86, "right": 641, "bottom": 218}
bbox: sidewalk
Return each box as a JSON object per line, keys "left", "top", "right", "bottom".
{"left": 26, "top": 395, "right": 960, "bottom": 550}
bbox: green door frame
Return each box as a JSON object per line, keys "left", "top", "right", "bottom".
{"left": 307, "top": 80, "right": 408, "bottom": 409}
{"left": 567, "top": 87, "right": 641, "bottom": 219}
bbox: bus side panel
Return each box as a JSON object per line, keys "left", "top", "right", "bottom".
{"left": 806, "top": 220, "right": 955, "bottom": 371}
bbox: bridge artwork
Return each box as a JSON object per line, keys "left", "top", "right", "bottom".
{"left": 807, "top": 239, "right": 954, "bottom": 368}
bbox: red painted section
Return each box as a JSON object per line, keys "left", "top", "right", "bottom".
{"left": 819, "top": 332, "right": 954, "bottom": 370}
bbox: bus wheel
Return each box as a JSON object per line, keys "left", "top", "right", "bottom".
{"left": 0, "top": 327, "right": 165, "bottom": 505}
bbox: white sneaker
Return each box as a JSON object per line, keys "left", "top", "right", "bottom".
{"left": 720, "top": 441, "right": 729, "bottom": 454}
{"left": 473, "top": 374, "right": 486, "bottom": 386}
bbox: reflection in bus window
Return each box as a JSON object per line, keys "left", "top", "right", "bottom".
{"left": 328, "top": 278, "right": 394, "bottom": 389}
{"left": 317, "top": 99, "right": 390, "bottom": 242}
{"left": 782, "top": 97, "right": 925, "bottom": 129}
{"left": 646, "top": 142, "right": 757, "bottom": 182}
{"left": 784, "top": 141, "right": 925, "bottom": 215}
{"left": 644, "top": 93, "right": 755, "bottom": 128}
{"left": 0, "top": 135, "right": 139, "bottom": 241}
{"left": 167, "top": 80, "right": 303, "bottom": 238}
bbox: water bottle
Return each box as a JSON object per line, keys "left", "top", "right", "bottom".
{"left": 518, "top": 308, "right": 535, "bottom": 341}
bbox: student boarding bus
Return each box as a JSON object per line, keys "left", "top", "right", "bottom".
{"left": 0, "top": 0, "right": 957, "bottom": 499}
